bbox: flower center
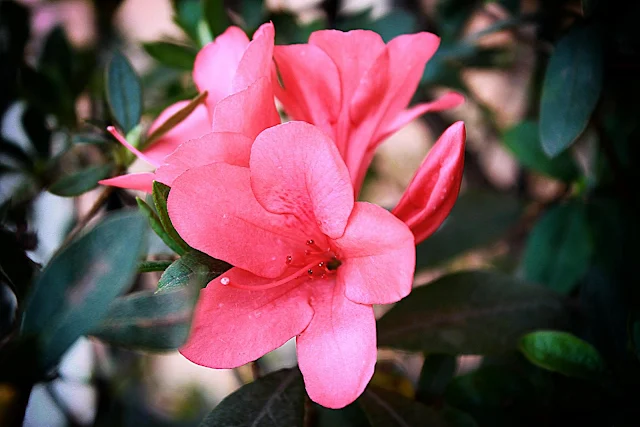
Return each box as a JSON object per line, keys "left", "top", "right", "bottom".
{"left": 220, "top": 239, "right": 342, "bottom": 291}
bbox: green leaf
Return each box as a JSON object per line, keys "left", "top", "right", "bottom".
{"left": 358, "top": 387, "right": 451, "bottom": 427}
{"left": 503, "top": 121, "right": 580, "bottom": 182}
{"left": 152, "top": 181, "right": 190, "bottom": 253}
{"left": 143, "top": 41, "right": 197, "bottom": 70}
{"left": 48, "top": 164, "right": 113, "bottom": 197}
{"left": 173, "top": 0, "right": 202, "bottom": 42}
{"left": 137, "top": 197, "right": 186, "bottom": 255}
{"left": 416, "top": 354, "right": 457, "bottom": 405}
{"left": 21, "top": 211, "right": 147, "bottom": 370}
{"left": 241, "top": 0, "right": 266, "bottom": 30}
{"left": 89, "top": 286, "right": 198, "bottom": 351}
{"left": 105, "top": 51, "right": 143, "bottom": 134}
{"left": 415, "top": 191, "right": 522, "bottom": 269}
{"left": 72, "top": 133, "right": 109, "bottom": 145}
{"left": 520, "top": 201, "right": 592, "bottom": 294}
{"left": 200, "top": 368, "right": 305, "bottom": 427}
{"left": 158, "top": 250, "right": 230, "bottom": 292}
{"left": 337, "top": 8, "right": 417, "bottom": 42}
{"left": 539, "top": 25, "right": 603, "bottom": 157}
{"left": 142, "top": 91, "right": 208, "bottom": 150}
{"left": 519, "top": 331, "right": 605, "bottom": 379}
{"left": 202, "top": 0, "right": 231, "bottom": 38}
{"left": 40, "top": 27, "right": 73, "bottom": 88}
{"left": 138, "top": 260, "right": 173, "bottom": 273}
{"left": 377, "top": 270, "right": 567, "bottom": 354}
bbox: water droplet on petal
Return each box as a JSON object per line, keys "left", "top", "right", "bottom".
{"left": 286, "top": 255, "right": 293, "bottom": 264}
{"left": 220, "top": 277, "right": 230, "bottom": 286}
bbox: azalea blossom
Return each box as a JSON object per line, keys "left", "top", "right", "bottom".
{"left": 273, "top": 29, "right": 465, "bottom": 192}
{"left": 392, "top": 121, "right": 466, "bottom": 243}
{"left": 99, "top": 23, "right": 279, "bottom": 193}
{"left": 168, "top": 122, "right": 416, "bottom": 408}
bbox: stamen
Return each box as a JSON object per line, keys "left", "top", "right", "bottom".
{"left": 107, "top": 126, "right": 160, "bottom": 167}
{"left": 226, "top": 261, "right": 318, "bottom": 291}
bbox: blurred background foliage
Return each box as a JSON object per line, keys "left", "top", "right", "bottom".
{"left": 1, "top": 0, "right": 639, "bottom": 426}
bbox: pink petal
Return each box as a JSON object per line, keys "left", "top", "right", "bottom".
{"left": 373, "top": 32, "right": 441, "bottom": 135}
{"left": 309, "top": 30, "right": 386, "bottom": 107}
{"left": 193, "top": 26, "right": 250, "bottom": 114}
{"left": 231, "top": 22, "right": 275, "bottom": 92}
{"left": 143, "top": 101, "right": 211, "bottom": 163}
{"left": 392, "top": 122, "right": 466, "bottom": 244}
{"left": 211, "top": 77, "right": 280, "bottom": 139}
{"left": 297, "top": 279, "right": 376, "bottom": 409}
{"left": 334, "top": 202, "right": 415, "bottom": 305}
{"left": 168, "top": 162, "right": 305, "bottom": 278}
{"left": 375, "top": 92, "right": 465, "bottom": 144}
{"left": 180, "top": 267, "right": 314, "bottom": 368}
{"left": 154, "top": 131, "right": 252, "bottom": 186}
{"left": 272, "top": 44, "right": 340, "bottom": 138}
{"left": 250, "top": 122, "right": 354, "bottom": 240}
{"left": 99, "top": 172, "right": 155, "bottom": 193}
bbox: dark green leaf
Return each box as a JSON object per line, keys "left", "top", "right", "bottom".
{"left": 437, "top": 0, "right": 480, "bottom": 43}
{"left": 200, "top": 368, "right": 305, "bottom": 427}
{"left": 173, "top": 0, "right": 202, "bottom": 42}
{"left": 337, "top": 8, "right": 417, "bottom": 42}
{"left": 520, "top": 201, "right": 592, "bottom": 294}
{"left": 242, "top": 0, "right": 266, "bottom": 30}
{"left": 105, "top": 51, "right": 143, "bottom": 133}
{"left": 202, "top": 0, "right": 231, "bottom": 38}
{"left": 158, "top": 250, "right": 230, "bottom": 292}
{"left": 39, "top": 27, "right": 73, "bottom": 88}
{"left": 377, "top": 270, "right": 567, "bottom": 354}
{"left": 21, "top": 107, "right": 51, "bottom": 158}
{"left": 416, "top": 354, "right": 457, "bottom": 405}
{"left": 138, "top": 260, "right": 173, "bottom": 273}
{"left": 539, "top": 25, "right": 603, "bottom": 157}
{"left": 358, "top": 387, "right": 450, "bottom": 427}
{"left": 90, "top": 286, "right": 198, "bottom": 351}
{"left": 142, "top": 91, "right": 208, "bottom": 150}
{"left": 503, "top": 121, "right": 580, "bottom": 181}
{"left": 48, "top": 164, "right": 113, "bottom": 197}
{"left": 143, "top": 41, "right": 197, "bottom": 70}
{"left": 519, "top": 331, "right": 605, "bottom": 379}
{"left": 152, "top": 181, "right": 190, "bottom": 253}
{"left": 21, "top": 211, "right": 147, "bottom": 370}
{"left": 315, "top": 402, "right": 371, "bottom": 427}
{"left": 415, "top": 191, "right": 522, "bottom": 269}
{"left": 137, "top": 197, "right": 186, "bottom": 255}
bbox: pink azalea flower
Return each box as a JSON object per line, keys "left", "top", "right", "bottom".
{"left": 392, "top": 121, "right": 466, "bottom": 244}
{"left": 168, "top": 122, "right": 416, "bottom": 408}
{"left": 99, "top": 23, "right": 279, "bottom": 193}
{"left": 273, "top": 29, "right": 465, "bottom": 192}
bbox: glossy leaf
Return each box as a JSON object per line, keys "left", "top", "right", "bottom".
{"left": 137, "top": 197, "right": 186, "bottom": 255}
{"left": 152, "top": 181, "right": 190, "bottom": 253}
{"left": 105, "top": 51, "right": 143, "bottom": 134}
{"left": 21, "top": 211, "right": 147, "bottom": 370}
{"left": 48, "top": 164, "right": 113, "bottom": 197}
{"left": 173, "top": 0, "right": 202, "bottom": 42}
{"left": 415, "top": 191, "right": 522, "bottom": 270}
{"left": 377, "top": 270, "right": 567, "bottom": 355}
{"left": 358, "top": 387, "right": 450, "bottom": 427}
{"left": 520, "top": 201, "right": 592, "bottom": 294}
{"left": 416, "top": 354, "right": 457, "bottom": 405}
{"left": 143, "top": 41, "right": 197, "bottom": 70}
{"left": 200, "top": 368, "right": 305, "bottom": 427}
{"left": 503, "top": 121, "right": 580, "bottom": 182}
{"left": 539, "top": 25, "right": 603, "bottom": 157}
{"left": 90, "top": 286, "right": 198, "bottom": 351}
{"left": 157, "top": 249, "right": 230, "bottom": 292}
{"left": 519, "top": 331, "right": 605, "bottom": 379}
{"left": 202, "top": 0, "right": 231, "bottom": 38}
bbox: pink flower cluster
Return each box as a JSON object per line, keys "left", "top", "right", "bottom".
{"left": 100, "top": 23, "right": 466, "bottom": 409}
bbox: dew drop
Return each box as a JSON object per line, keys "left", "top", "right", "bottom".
{"left": 286, "top": 255, "right": 293, "bottom": 264}
{"left": 306, "top": 239, "right": 314, "bottom": 245}
{"left": 307, "top": 269, "right": 314, "bottom": 276}
{"left": 220, "top": 277, "right": 230, "bottom": 286}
